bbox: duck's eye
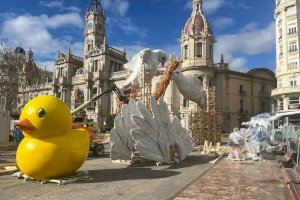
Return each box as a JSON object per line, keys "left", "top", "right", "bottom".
{"left": 37, "top": 108, "right": 46, "bottom": 118}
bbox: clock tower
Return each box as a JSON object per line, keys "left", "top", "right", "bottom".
{"left": 84, "top": 0, "right": 106, "bottom": 57}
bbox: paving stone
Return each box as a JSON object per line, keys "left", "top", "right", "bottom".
{"left": 176, "top": 159, "right": 291, "bottom": 200}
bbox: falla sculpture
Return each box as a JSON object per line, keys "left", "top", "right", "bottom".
{"left": 110, "top": 55, "right": 195, "bottom": 165}
{"left": 16, "top": 96, "right": 90, "bottom": 181}
{"left": 110, "top": 97, "right": 194, "bottom": 165}
{"left": 131, "top": 97, "right": 194, "bottom": 164}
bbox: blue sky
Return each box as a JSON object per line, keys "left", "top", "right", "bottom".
{"left": 0, "top": 0, "right": 276, "bottom": 72}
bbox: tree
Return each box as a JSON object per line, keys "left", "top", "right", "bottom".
{"left": 0, "top": 39, "right": 48, "bottom": 113}
{"left": 0, "top": 39, "right": 24, "bottom": 113}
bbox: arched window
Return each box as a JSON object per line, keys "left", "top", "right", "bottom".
{"left": 184, "top": 45, "right": 189, "bottom": 59}
{"left": 196, "top": 42, "right": 202, "bottom": 58}
{"left": 94, "top": 60, "right": 99, "bottom": 72}
{"left": 183, "top": 98, "right": 189, "bottom": 108}
{"left": 93, "top": 87, "right": 98, "bottom": 96}
{"left": 197, "top": 76, "right": 203, "bottom": 83}
{"left": 88, "top": 43, "right": 92, "bottom": 51}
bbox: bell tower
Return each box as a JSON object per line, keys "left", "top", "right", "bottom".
{"left": 84, "top": 0, "right": 106, "bottom": 57}
{"left": 181, "top": 0, "right": 214, "bottom": 68}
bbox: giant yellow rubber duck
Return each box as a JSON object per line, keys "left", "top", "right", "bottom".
{"left": 16, "top": 96, "right": 90, "bottom": 180}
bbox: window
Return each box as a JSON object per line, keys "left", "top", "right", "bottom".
{"left": 278, "top": 79, "right": 282, "bottom": 88}
{"left": 58, "top": 68, "right": 64, "bottom": 77}
{"left": 261, "top": 85, "right": 265, "bottom": 93}
{"left": 239, "top": 85, "right": 245, "bottom": 94}
{"left": 94, "top": 60, "right": 99, "bottom": 72}
{"left": 289, "top": 97, "right": 300, "bottom": 105}
{"left": 288, "top": 24, "right": 297, "bottom": 35}
{"left": 184, "top": 45, "right": 188, "bottom": 59}
{"left": 240, "top": 99, "right": 244, "bottom": 113}
{"left": 88, "top": 44, "right": 92, "bottom": 51}
{"left": 196, "top": 42, "right": 202, "bottom": 57}
{"left": 110, "top": 61, "right": 121, "bottom": 72}
{"left": 286, "top": 6, "right": 296, "bottom": 17}
{"left": 278, "top": 28, "right": 282, "bottom": 39}
{"left": 290, "top": 77, "right": 297, "bottom": 87}
{"left": 279, "top": 45, "right": 283, "bottom": 56}
{"left": 183, "top": 98, "right": 189, "bottom": 108}
{"left": 93, "top": 87, "right": 97, "bottom": 96}
{"left": 210, "top": 45, "right": 213, "bottom": 58}
{"left": 288, "top": 59, "right": 298, "bottom": 69}
{"left": 110, "top": 61, "right": 114, "bottom": 72}
{"left": 262, "top": 102, "right": 267, "bottom": 113}
{"left": 289, "top": 42, "right": 298, "bottom": 52}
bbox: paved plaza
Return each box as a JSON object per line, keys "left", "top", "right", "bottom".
{"left": 0, "top": 149, "right": 213, "bottom": 200}
{"left": 0, "top": 148, "right": 292, "bottom": 200}
{"left": 176, "top": 158, "right": 291, "bottom": 200}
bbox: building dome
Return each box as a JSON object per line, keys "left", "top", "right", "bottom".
{"left": 184, "top": 12, "right": 205, "bottom": 34}
{"left": 14, "top": 47, "right": 26, "bottom": 54}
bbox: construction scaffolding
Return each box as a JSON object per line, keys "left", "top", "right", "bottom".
{"left": 139, "top": 66, "right": 152, "bottom": 110}
{"left": 189, "top": 87, "right": 221, "bottom": 146}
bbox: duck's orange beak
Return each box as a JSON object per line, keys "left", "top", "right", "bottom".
{"left": 16, "top": 119, "right": 36, "bottom": 132}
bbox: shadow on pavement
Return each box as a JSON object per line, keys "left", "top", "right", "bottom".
{"left": 87, "top": 153, "right": 110, "bottom": 160}
{"left": 167, "top": 155, "right": 215, "bottom": 170}
{"left": 87, "top": 168, "right": 180, "bottom": 183}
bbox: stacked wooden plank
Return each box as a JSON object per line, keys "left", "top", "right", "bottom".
{"left": 188, "top": 110, "right": 221, "bottom": 146}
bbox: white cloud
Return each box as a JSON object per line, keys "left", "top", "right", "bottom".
{"left": 39, "top": 1, "right": 63, "bottom": 8}
{"left": 37, "top": 61, "right": 55, "bottom": 71}
{"left": 204, "top": 0, "right": 225, "bottom": 14}
{"left": 102, "top": 0, "right": 129, "bottom": 16}
{"left": 1, "top": 13, "right": 84, "bottom": 70}
{"left": 214, "top": 22, "right": 275, "bottom": 71}
{"left": 213, "top": 17, "right": 235, "bottom": 29}
{"left": 39, "top": 0, "right": 81, "bottom": 13}
{"left": 102, "top": 0, "right": 146, "bottom": 38}
{"left": 240, "top": 22, "right": 259, "bottom": 33}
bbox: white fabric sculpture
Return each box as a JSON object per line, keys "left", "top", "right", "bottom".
{"left": 110, "top": 97, "right": 194, "bottom": 165}
{"left": 172, "top": 72, "right": 206, "bottom": 109}
{"left": 131, "top": 97, "right": 194, "bottom": 164}
{"left": 123, "top": 49, "right": 167, "bottom": 87}
{"left": 227, "top": 128, "right": 245, "bottom": 160}
{"left": 110, "top": 100, "right": 139, "bottom": 161}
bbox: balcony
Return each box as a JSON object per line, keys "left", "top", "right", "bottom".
{"left": 272, "top": 86, "right": 300, "bottom": 97}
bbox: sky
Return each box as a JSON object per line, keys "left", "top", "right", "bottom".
{"left": 0, "top": 0, "right": 276, "bottom": 72}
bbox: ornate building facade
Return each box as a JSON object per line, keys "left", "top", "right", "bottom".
{"left": 19, "top": 0, "right": 277, "bottom": 133}
{"left": 52, "top": 1, "right": 127, "bottom": 126}
{"left": 272, "top": 0, "right": 300, "bottom": 124}
{"left": 17, "top": 47, "right": 53, "bottom": 111}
